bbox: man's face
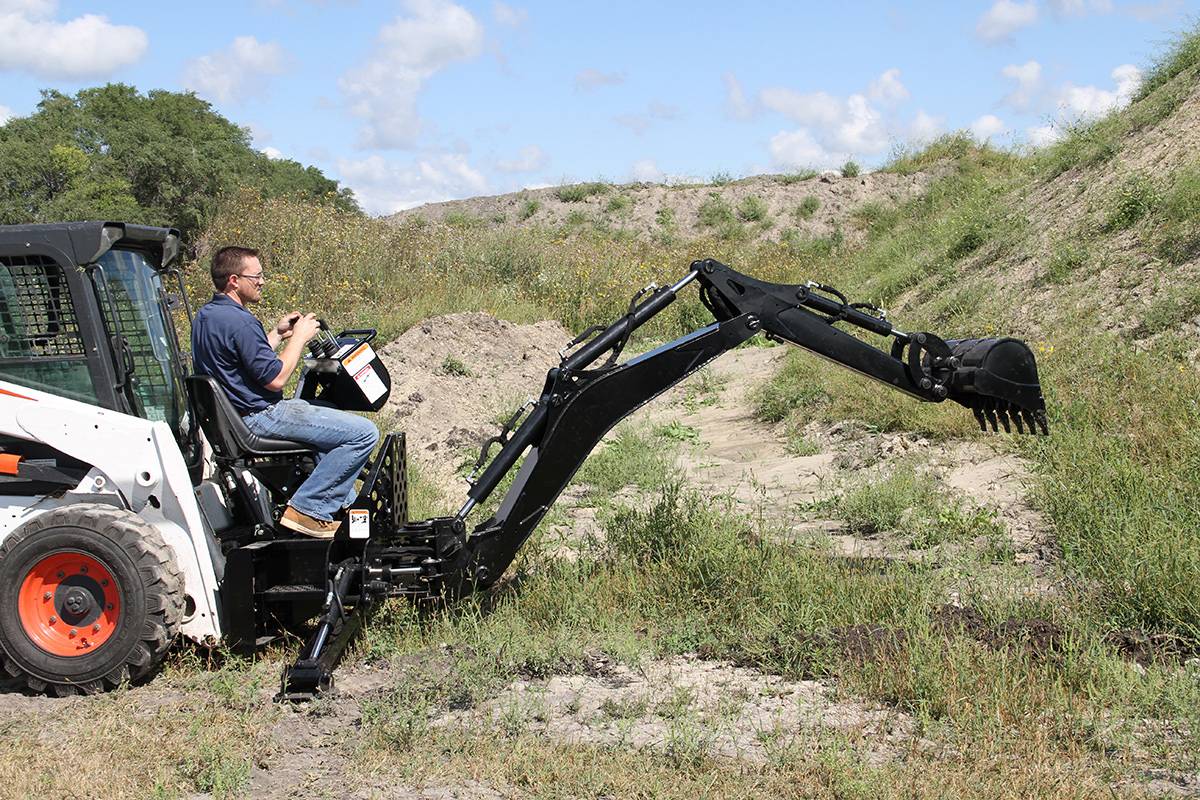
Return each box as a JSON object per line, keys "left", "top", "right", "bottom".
{"left": 231, "top": 256, "right": 266, "bottom": 304}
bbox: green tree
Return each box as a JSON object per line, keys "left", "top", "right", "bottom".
{"left": 0, "top": 84, "right": 359, "bottom": 240}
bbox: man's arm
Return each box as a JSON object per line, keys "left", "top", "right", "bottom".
{"left": 264, "top": 313, "right": 320, "bottom": 391}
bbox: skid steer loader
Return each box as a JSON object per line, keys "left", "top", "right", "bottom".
{"left": 0, "top": 221, "right": 1049, "bottom": 700}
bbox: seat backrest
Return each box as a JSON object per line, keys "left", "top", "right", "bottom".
{"left": 186, "top": 375, "right": 314, "bottom": 460}
{"left": 186, "top": 375, "right": 250, "bottom": 459}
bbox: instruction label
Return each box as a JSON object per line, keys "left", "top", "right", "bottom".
{"left": 353, "top": 363, "right": 387, "bottom": 403}
{"left": 348, "top": 509, "right": 370, "bottom": 539}
{"left": 342, "top": 343, "right": 375, "bottom": 374}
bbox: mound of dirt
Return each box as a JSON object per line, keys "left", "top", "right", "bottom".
{"left": 377, "top": 313, "right": 572, "bottom": 495}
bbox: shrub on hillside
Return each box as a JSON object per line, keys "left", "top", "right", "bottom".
{"left": 555, "top": 182, "right": 610, "bottom": 202}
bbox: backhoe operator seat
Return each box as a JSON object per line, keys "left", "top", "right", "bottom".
{"left": 186, "top": 375, "right": 314, "bottom": 460}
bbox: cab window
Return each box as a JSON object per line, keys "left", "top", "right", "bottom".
{"left": 0, "top": 255, "right": 97, "bottom": 404}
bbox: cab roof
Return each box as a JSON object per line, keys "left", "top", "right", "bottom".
{"left": 0, "top": 221, "right": 181, "bottom": 270}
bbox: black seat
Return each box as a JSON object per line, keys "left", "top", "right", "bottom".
{"left": 186, "top": 375, "right": 314, "bottom": 460}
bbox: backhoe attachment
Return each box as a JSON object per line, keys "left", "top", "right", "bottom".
{"left": 277, "top": 258, "right": 1049, "bottom": 701}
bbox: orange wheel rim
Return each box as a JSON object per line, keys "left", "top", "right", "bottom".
{"left": 17, "top": 551, "right": 121, "bottom": 657}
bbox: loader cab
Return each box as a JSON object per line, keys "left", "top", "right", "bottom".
{"left": 0, "top": 222, "right": 196, "bottom": 463}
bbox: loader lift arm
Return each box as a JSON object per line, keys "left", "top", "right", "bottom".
{"left": 280, "top": 258, "right": 1047, "bottom": 698}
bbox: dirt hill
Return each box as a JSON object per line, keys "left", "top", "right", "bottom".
{"left": 385, "top": 170, "right": 938, "bottom": 246}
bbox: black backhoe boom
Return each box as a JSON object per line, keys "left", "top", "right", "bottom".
{"left": 279, "top": 258, "right": 1048, "bottom": 698}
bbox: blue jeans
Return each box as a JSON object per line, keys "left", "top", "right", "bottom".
{"left": 243, "top": 400, "right": 380, "bottom": 521}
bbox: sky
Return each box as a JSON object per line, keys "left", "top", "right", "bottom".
{"left": 0, "top": 0, "right": 1197, "bottom": 216}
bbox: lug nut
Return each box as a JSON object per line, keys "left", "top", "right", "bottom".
{"left": 48, "top": 616, "right": 57, "bottom": 624}
{"left": 56, "top": 571, "right": 65, "bottom": 579}
{"left": 92, "top": 624, "right": 101, "bottom": 633}
{"left": 101, "top": 579, "right": 108, "bottom": 587}
{"left": 80, "top": 565, "right": 88, "bottom": 574}
{"left": 69, "top": 628, "right": 77, "bottom": 637}
{"left": 42, "top": 592, "right": 51, "bottom": 601}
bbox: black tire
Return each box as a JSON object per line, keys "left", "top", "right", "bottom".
{"left": 0, "top": 504, "right": 183, "bottom": 696}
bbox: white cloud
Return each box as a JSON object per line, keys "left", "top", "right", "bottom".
{"left": 614, "top": 101, "right": 681, "bottom": 134}
{"left": 1057, "top": 63, "right": 1142, "bottom": 121}
{"left": 631, "top": 159, "right": 663, "bottom": 182}
{"left": 908, "top": 110, "right": 943, "bottom": 143}
{"left": 761, "top": 83, "right": 895, "bottom": 169}
{"left": 340, "top": 0, "right": 484, "bottom": 150}
{"left": 493, "top": 1, "right": 526, "bottom": 26}
{"left": 1027, "top": 124, "right": 1062, "bottom": 147}
{"left": 183, "top": 37, "right": 287, "bottom": 105}
{"left": 496, "top": 144, "right": 546, "bottom": 173}
{"left": 1001, "top": 60, "right": 1042, "bottom": 109}
{"left": 261, "top": 146, "right": 284, "bottom": 160}
{"left": 837, "top": 94, "right": 888, "bottom": 152}
{"left": 1047, "top": 0, "right": 1113, "bottom": 15}
{"left": 768, "top": 129, "right": 845, "bottom": 171}
{"left": 724, "top": 73, "right": 753, "bottom": 120}
{"left": 970, "top": 114, "right": 1006, "bottom": 141}
{"left": 868, "top": 68, "right": 910, "bottom": 105}
{"left": 574, "top": 68, "right": 624, "bottom": 91}
{"left": 0, "top": 1, "right": 147, "bottom": 79}
{"left": 0, "top": 105, "right": 11, "bottom": 126}
{"left": 760, "top": 88, "right": 843, "bottom": 126}
{"left": 337, "top": 153, "right": 488, "bottom": 215}
{"left": 976, "top": 0, "right": 1038, "bottom": 43}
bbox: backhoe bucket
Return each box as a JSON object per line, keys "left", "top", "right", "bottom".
{"left": 944, "top": 338, "right": 1048, "bottom": 434}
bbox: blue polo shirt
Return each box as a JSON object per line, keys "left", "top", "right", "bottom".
{"left": 191, "top": 294, "right": 284, "bottom": 415}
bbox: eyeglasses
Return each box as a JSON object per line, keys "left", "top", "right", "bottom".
{"left": 237, "top": 271, "right": 266, "bottom": 284}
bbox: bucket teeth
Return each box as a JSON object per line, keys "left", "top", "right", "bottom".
{"left": 1011, "top": 407, "right": 1026, "bottom": 435}
{"left": 983, "top": 403, "right": 999, "bottom": 432}
{"left": 972, "top": 407, "right": 987, "bottom": 432}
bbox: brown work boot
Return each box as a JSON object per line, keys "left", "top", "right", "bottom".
{"left": 279, "top": 506, "right": 341, "bottom": 539}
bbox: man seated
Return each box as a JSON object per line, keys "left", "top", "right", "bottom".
{"left": 191, "top": 246, "right": 379, "bottom": 539}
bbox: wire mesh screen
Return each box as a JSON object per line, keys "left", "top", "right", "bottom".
{"left": 95, "top": 250, "right": 181, "bottom": 425}
{"left": 0, "top": 255, "right": 86, "bottom": 359}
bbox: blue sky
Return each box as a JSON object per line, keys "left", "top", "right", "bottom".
{"left": 0, "top": 0, "right": 1196, "bottom": 215}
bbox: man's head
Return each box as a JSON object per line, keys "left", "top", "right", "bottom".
{"left": 212, "top": 246, "right": 265, "bottom": 305}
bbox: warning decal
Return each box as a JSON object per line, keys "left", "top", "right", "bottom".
{"left": 349, "top": 509, "right": 370, "bottom": 539}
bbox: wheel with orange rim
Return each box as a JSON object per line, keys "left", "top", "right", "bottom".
{"left": 17, "top": 551, "right": 122, "bottom": 658}
{"left": 0, "top": 504, "right": 182, "bottom": 696}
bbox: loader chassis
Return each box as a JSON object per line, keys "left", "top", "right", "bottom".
{"left": 0, "top": 222, "right": 1047, "bottom": 700}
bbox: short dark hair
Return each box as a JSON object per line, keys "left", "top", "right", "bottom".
{"left": 211, "top": 246, "right": 260, "bottom": 290}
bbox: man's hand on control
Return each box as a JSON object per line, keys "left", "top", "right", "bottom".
{"left": 292, "top": 313, "right": 321, "bottom": 344}
{"left": 274, "top": 311, "right": 302, "bottom": 339}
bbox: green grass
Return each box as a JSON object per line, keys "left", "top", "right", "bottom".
{"left": 444, "top": 210, "right": 484, "bottom": 228}
{"left": 606, "top": 193, "right": 633, "bottom": 213}
{"left": 819, "top": 463, "right": 1009, "bottom": 552}
{"left": 555, "top": 182, "right": 610, "bottom": 202}
{"left": 777, "top": 170, "right": 818, "bottom": 185}
{"left": 1134, "top": 21, "right": 1200, "bottom": 103}
{"left": 1103, "top": 173, "right": 1159, "bottom": 231}
{"left": 517, "top": 198, "right": 541, "bottom": 221}
{"left": 438, "top": 355, "right": 473, "bottom": 377}
{"left": 697, "top": 194, "right": 747, "bottom": 241}
{"left": 1154, "top": 161, "right": 1200, "bottom": 263}
{"left": 797, "top": 195, "right": 821, "bottom": 219}
{"left": 736, "top": 195, "right": 769, "bottom": 222}
{"left": 841, "top": 161, "right": 861, "bottom": 178}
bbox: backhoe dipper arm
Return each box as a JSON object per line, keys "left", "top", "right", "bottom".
{"left": 452, "top": 259, "right": 1048, "bottom": 591}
